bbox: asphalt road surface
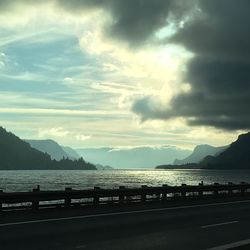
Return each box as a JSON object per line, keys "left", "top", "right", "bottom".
{"left": 1, "top": 199, "right": 250, "bottom": 250}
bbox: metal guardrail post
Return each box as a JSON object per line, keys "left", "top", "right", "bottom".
{"left": 93, "top": 187, "right": 100, "bottom": 206}
{"left": 162, "top": 185, "right": 167, "bottom": 201}
{"left": 198, "top": 182, "right": 204, "bottom": 197}
{"left": 228, "top": 182, "right": 233, "bottom": 195}
{"left": 65, "top": 187, "right": 72, "bottom": 207}
{"left": 32, "top": 185, "right": 40, "bottom": 210}
{"left": 0, "top": 190, "right": 3, "bottom": 212}
{"left": 181, "top": 184, "right": 187, "bottom": 198}
{"left": 213, "top": 183, "right": 219, "bottom": 196}
{"left": 119, "top": 186, "right": 125, "bottom": 204}
{"left": 240, "top": 182, "right": 246, "bottom": 195}
{"left": 141, "top": 185, "right": 147, "bottom": 202}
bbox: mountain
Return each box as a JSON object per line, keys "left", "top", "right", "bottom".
{"left": 25, "top": 140, "right": 80, "bottom": 160}
{"left": 62, "top": 146, "right": 80, "bottom": 159}
{"left": 26, "top": 139, "right": 114, "bottom": 170}
{"left": 157, "top": 132, "right": 250, "bottom": 170}
{"left": 76, "top": 146, "right": 191, "bottom": 169}
{"left": 174, "top": 144, "right": 228, "bottom": 165}
{"left": 199, "top": 132, "right": 250, "bottom": 169}
{"left": 26, "top": 139, "right": 69, "bottom": 161}
{"left": 0, "top": 127, "right": 96, "bottom": 170}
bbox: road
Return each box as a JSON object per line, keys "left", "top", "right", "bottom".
{"left": 1, "top": 199, "right": 250, "bottom": 250}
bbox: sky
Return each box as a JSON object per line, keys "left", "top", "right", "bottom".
{"left": 0, "top": 0, "right": 247, "bottom": 149}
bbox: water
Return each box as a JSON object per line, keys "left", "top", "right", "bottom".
{"left": 1, "top": 169, "right": 250, "bottom": 192}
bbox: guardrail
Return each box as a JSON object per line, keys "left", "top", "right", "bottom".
{"left": 1, "top": 182, "right": 250, "bottom": 211}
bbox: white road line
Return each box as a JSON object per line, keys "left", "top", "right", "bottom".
{"left": 207, "top": 238, "right": 250, "bottom": 250}
{"left": 201, "top": 220, "right": 238, "bottom": 229}
{"left": 0, "top": 199, "right": 250, "bottom": 227}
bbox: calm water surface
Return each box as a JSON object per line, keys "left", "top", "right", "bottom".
{"left": 1, "top": 169, "right": 250, "bottom": 192}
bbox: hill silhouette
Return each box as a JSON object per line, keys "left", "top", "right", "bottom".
{"left": 157, "top": 132, "right": 250, "bottom": 170}
{"left": 174, "top": 144, "right": 228, "bottom": 165}
{"left": 0, "top": 127, "right": 96, "bottom": 170}
{"left": 26, "top": 139, "right": 79, "bottom": 161}
{"left": 62, "top": 146, "right": 80, "bottom": 159}
{"left": 200, "top": 132, "right": 250, "bottom": 169}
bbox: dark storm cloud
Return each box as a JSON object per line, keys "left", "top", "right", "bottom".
{"left": 172, "top": 0, "right": 250, "bottom": 61}
{"left": 186, "top": 58, "right": 250, "bottom": 97}
{"left": 57, "top": 0, "right": 184, "bottom": 46}
{"left": 105, "top": 0, "right": 171, "bottom": 46}
{"left": 133, "top": 0, "right": 250, "bottom": 130}
{"left": 132, "top": 96, "right": 172, "bottom": 121}
{"left": 0, "top": 0, "right": 192, "bottom": 46}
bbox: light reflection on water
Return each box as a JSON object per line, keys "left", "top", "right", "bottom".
{"left": 1, "top": 169, "right": 250, "bottom": 192}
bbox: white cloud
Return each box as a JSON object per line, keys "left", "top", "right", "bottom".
{"left": 38, "top": 127, "right": 69, "bottom": 138}
{"left": 0, "top": 52, "right": 8, "bottom": 70}
{"left": 0, "top": 107, "right": 129, "bottom": 117}
{"left": 75, "top": 134, "right": 91, "bottom": 141}
{"left": 0, "top": 61, "right": 4, "bottom": 69}
{"left": 63, "top": 77, "right": 73, "bottom": 82}
{"left": 37, "top": 127, "right": 91, "bottom": 143}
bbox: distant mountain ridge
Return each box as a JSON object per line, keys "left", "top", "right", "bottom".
{"left": 174, "top": 144, "right": 228, "bottom": 165}
{"left": 62, "top": 146, "right": 80, "bottom": 159}
{"left": 0, "top": 127, "right": 96, "bottom": 170}
{"left": 200, "top": 132, "right": 250, "bottom": 169}
{"left": 157, "top": 132, "right": 250, "bottom": 170}
{"left": 25, "top": 139, "right": 80, "bottom": 161}
{"left": 26, "top": 140, "right": 113, "bottom": 170}
{"left": 76, "top": 146, "right": 191, "bottom": 169}
{"left": 26, "top": 139, "right": 69, "bottom": 161}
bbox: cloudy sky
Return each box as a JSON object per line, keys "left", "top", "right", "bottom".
{"left": 0, "top": 0, "right": 247, "bottom": 148}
